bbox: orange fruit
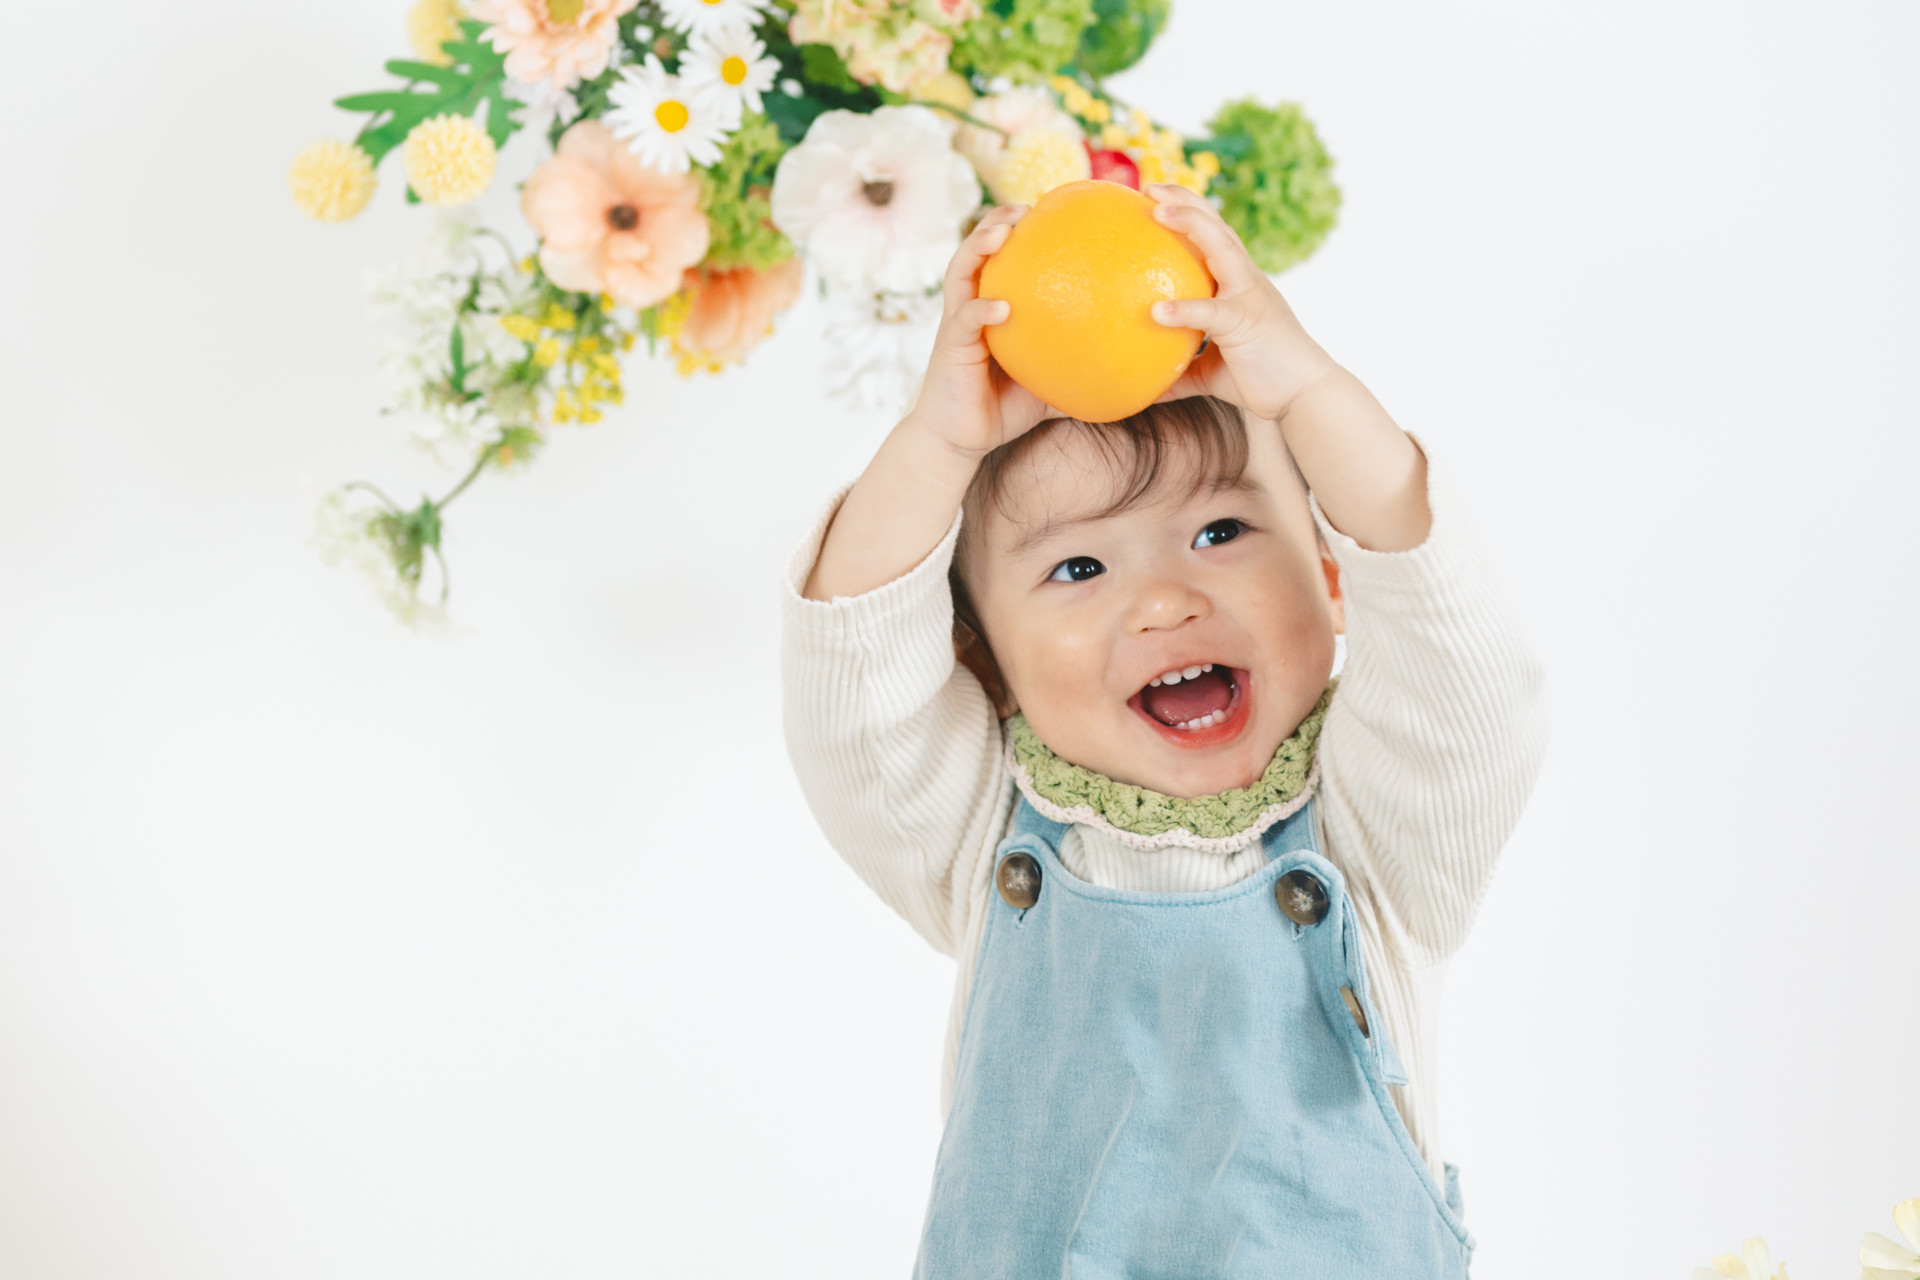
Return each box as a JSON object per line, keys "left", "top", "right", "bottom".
{"left": 978, "top": 179, "right": 1215, "bottom": 424}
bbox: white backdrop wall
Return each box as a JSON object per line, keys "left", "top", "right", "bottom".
{"left": 1, "top": 1, "right": 1914, "bottom": 1276}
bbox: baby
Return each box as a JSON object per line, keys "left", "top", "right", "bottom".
{"left": 781, "top": 187, "right": 1548, "bottom": 1276}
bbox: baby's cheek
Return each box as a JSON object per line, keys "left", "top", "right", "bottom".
{"left": 1029, "top": 630, "right": 1113, "bottom": 709}
{"left": 1013, "top": 627, "right": 1122, "bottom": 751}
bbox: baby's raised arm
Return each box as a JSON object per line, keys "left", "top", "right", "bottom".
{"left": 1142, "top": 180, "right": 1547, "bottom": 961}
{"left": 803, "top": 203, "right": 1054, "bottom": 602}
{"left": 783, "top": 203, "right": 1056, "bottom": 956}
{"left": 1141, "top": 182, "right": 1431, "bottom": 556}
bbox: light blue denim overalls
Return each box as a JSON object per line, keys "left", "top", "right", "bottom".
{"left": 911, "top": 792, "right": 1474, "bottom": 1278}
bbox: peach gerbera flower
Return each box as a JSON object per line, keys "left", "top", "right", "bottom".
{"left": 521, "top": 119, "right": 711, "bottom": 308}
{"left": 471, "top": 0, "right": 638, "bottom": 90}
{"left": 668, "top": 256, "right": 805, "bottom": 373}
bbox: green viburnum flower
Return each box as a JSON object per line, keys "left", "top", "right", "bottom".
{"left": 1199, "top": 98, "right": 1341, "bottom": 275}
{"left": 951, "top": 0, "right": 1096, "bottom": 84}
{"left": 698, "top": 112, "right": 795, "bottom": 273}
{"left": 1074, "top": 0, "right": 1169, "bottom": 79}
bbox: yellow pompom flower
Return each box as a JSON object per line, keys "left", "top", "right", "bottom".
{"left": 289, "top": 139, "right": 378, "bottom": 222}
{"left": 407, "top": 0, "right": 466, "bottom": 65}
{"left": 402, "top": 114, "right": 497, "bottom": 206}
{"left": 990, "top": 128, "right": 1093, "bottom": 205}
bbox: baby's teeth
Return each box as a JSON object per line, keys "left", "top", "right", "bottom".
{"left": 1160, "top": 670, "right": 1184, "bottom": 685}
{"left": 1148, "top": 677, "right": 1162, "bottom": 687}
{"left": 1181, "top": 664, "right": 1203, "bottom": 679}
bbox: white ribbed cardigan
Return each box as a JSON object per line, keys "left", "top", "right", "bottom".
{"left": 779, "top": 450, "right": 1549, "bottom": 1182}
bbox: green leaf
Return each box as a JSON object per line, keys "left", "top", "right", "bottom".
{"left": 481, "top": 88, "right": 523, "bottom": 150}
{"left": 799, "top": 42, "right": 863, "bottom": 94}
{"left": 338, "top": 17, "right": 518, "bottom": 168}
{"left": 383, "top": 59, "right": 468, "bottom": 87}
{"left": 1189, "top": 130, "right": 1254, "bottom": 161}
{"left": 448, "top": 324, "right": 468, "bottom": 396}
{"left": 334, "top": 91, "right": 431, "bottom": 114}
{"left": 762, "top": 90, "right": 833, "bottom": 145}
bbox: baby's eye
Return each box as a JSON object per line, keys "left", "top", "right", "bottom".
{"left": 1192, "top": 518, "right": 1246, "bottom": 549}
{"left": 1047, "top": 556, "right": 1106, "bottom": 583}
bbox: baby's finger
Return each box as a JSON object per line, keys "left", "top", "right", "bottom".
{"left": 937, "top": 295, "right": 1011, "bottom": 351}
{"left": 1150, "top": 296, "right": 1221, "bottom": 332}
{"left": 944, "top": 204, "right": 1027, "bottom": 303}
{"left": 1147, "top": 188, "right": 1258, "bottom": 293}
{"left": 1142, "top": 181, "right": 1211, "bottom": 213}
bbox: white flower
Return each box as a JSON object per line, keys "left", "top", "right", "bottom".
{"left": 363, "top": 216, "right": 539, "bottom": 460}
{"left": 820, "top": 284, "right": 943, "bottom": 414}
{"left": 1693, "top": 1237, "right": 1788, "bottom": 1280}
{"left": 1862, "top": 1198, "right": 1920, "bottom": 1280}
{"left": 659, "top": 0, "right": 770, "bottom": 36}
{"left": 771, "top": 105, "right": 981, "bottom": 292}
{"left": 679, "top": 23, "right": 779, "bottom": 121}
{"left": 604, "top": 54, "right": 733, "bottom": 173}
{"left": 311, "top": 487, "right": 458, "bottom": 634}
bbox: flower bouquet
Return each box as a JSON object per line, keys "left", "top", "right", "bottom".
{"left": 294, "top": 0, "right": 1341, "bottom": 624}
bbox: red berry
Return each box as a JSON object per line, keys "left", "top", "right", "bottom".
{"left": 1087, "top": 148, "right": 1141, "bottom": 190}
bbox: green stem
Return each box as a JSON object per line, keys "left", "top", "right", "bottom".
{"left": 434, "top": 439, "right": 500, "bottom": 511}
{"left": 902, "top": 99, "right": 1010, "bottom": 136}
{"left": 340, "top": 479, "right": 402, "bottom": 510}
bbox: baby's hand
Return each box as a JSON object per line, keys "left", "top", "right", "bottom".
{"left": 902, "top": 204, "right": 1060, "bottom": 459}
{"left": 1143, "top": 182, "right": 1341, "bottom": 423}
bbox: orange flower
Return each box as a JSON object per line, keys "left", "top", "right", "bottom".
{"left": 668, "top": 257, "right": 805, "bottom": 374}
{"left": 520, "top": 119, "right": 711, "bottom": 308}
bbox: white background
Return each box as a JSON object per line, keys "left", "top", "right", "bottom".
{"left": 2, "top": 1, "right": 1915, "bottom": 1276}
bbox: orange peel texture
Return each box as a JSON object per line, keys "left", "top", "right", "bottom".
{"left": 978, "top": 179, "right": 1216, "bottom": 424}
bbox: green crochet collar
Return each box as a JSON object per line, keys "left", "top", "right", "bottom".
{"left": 1006, "top": 681, "right": 1335, "bottom": 846}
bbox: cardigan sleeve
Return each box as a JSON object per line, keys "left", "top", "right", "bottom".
{"left": 1311, "top": 443, "right": 1550, "bottom": 968}
{"left": 778, "top": 484, "right": 1009, "bottom": 958}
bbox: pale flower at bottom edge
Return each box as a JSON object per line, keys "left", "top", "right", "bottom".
{"left": 1860, "top": 1197, "right": 1920, "bottom": 1280}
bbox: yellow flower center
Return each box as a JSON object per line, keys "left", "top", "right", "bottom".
{"left": 655, "top": 99, "right": 690, "bottom": 132}
{"left": 721, "top": 55, "right": 748, "bottom": 85}
{"left": 546, "top": 0, "right": 584, "bottom": 22}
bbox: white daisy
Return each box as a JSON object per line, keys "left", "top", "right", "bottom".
{"left": 658, "top": 0, "right": 770, "bottom": 37}
{"left": 679, "top": 23, "right": 780, "bottom": 121}
{"left": 604, "top": 54, "right": 733, "bottom": 174}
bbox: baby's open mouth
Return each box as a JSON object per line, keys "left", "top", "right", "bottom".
{"left": 1136, "top": 663, "right": 1239, "bottom": 732}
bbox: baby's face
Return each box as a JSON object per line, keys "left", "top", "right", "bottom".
{"left": 965, "top": 424, "right": 1341, "bottom": 800}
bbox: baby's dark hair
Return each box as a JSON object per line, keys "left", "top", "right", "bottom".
{"left": 950, "top": 395, "right": 1251, "bottom": 716}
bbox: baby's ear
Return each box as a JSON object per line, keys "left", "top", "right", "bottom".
{"left": 1319, "top": 542, "right": 1345, "bottom": 636}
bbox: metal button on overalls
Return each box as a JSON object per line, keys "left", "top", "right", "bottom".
{"left": 912, "top": 794, "right": 1472, "bottom": 1279}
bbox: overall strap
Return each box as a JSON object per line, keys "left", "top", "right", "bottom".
{"left": 1007, "top": 792, "right": 1071, "bottom": 851}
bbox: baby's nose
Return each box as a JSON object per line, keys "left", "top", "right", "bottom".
{"left": 1127, "top": 579, "right": 1210, "bottom": 631}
